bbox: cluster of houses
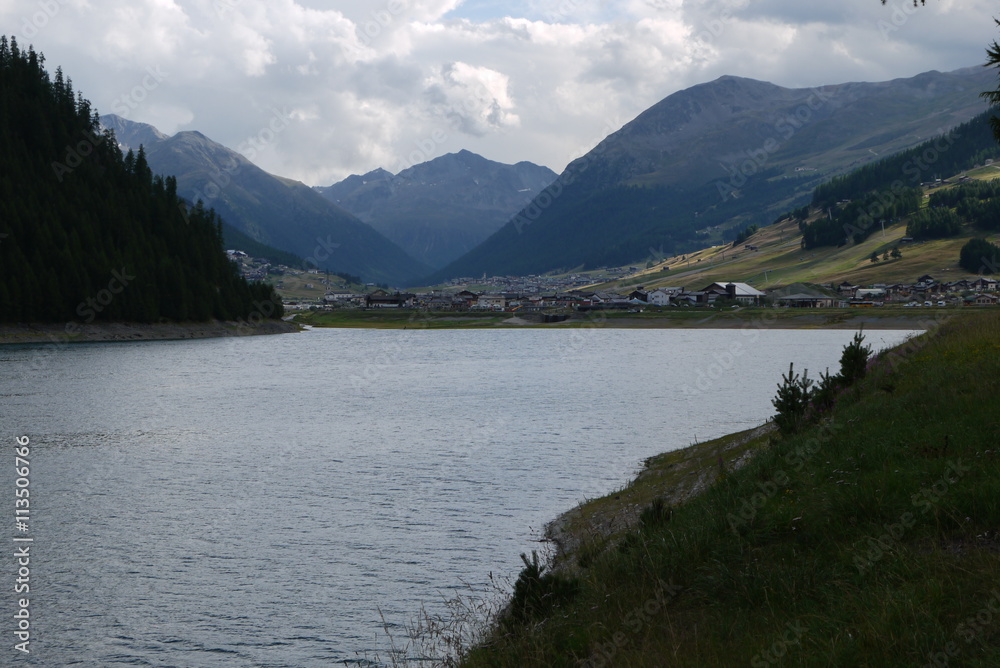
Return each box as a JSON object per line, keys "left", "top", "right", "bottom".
{"left": 320, "top": 282, "right": 769, "bottom": 311}
{"left": 318, "top": 275, "right": 1000, "bottom": 311}
{"left": 225, "top": 250, "right": 270, "bottom": 281}
{"left": 834, "top": 275, "right": 1000, "bottom": 307}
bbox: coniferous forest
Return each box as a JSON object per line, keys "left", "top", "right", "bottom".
{"left": 797, "top": 109, "right": 1000, "bottom": 250}
{"left": 0, "top": 36, "right": 283, "bottom": 324}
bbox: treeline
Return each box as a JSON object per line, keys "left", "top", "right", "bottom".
{"left": 0, "top": 36, "right": 282, "bottom": 323}
{"left": 801, "top": 187, "right": 922, "bottom": 249}
{"left": 732, "top": 224, "right": 758, "bottom": 246}
{"left": 812, "top": 109, "right": 1000, "bottom": 209}
{"left": 929, "top": 180, "right": 1000, "bottom": 272}
{"left": 903, "top": 179, "right": 1000, "bottom": 243}
{"left": 930, "top": 179, "right": 1000, "bottom": 232}
{"left": 906, "top": 208, "right": 962, "bottom": 241}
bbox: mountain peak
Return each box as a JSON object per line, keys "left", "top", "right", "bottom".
{"left": 100, "top": 114, "right": 169, "bottom": 152}
{"left": 428, "top": 64, "right": 992, "bottom": 282}
{"left": 317, "top": 150, "right": 557, "bottom": 268}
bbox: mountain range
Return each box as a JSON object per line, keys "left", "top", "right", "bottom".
{"left": 101, "top": 114, "right": 428, "bottom": 285}
{"left": 316, "top": 152, "right": 556, "bottom": 268}
{"left": 104, "top": 65, "right": 995, "bottom": 287}
{"left": 426, "top": 66, "right": 995, "bottom": 283}
{"left": 102, "top": 115, "right": 558, "bottom": 284}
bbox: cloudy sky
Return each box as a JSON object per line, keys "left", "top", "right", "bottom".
{"left": 5, "top": 0, "right": 996, "bottom": 185}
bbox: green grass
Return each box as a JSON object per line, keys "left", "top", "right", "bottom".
{"left": 592, "top": 182, "right": 1000, "bottom": 293}
{"left": 458, "top": 311, "right": 1000, "bottom": 667}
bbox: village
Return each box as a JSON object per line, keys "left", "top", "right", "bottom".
{"left": 225, "top": 251, "right": 1000, "bottom": 312}
{"left": 312, "top": 276, "right": 1000, "bottom": 312}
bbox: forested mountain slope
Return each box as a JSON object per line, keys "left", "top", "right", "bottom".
{"left": 0, "top": 37, "right": 281, "bottom": 323}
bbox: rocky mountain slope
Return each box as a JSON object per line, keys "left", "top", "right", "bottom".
{"left": 317, "top": 150, "right": 556, "bottom": 268}
{"left": 101, "top": 114, "right": 428, "bottom": 285}
{"left": 428, "top": 66, "right": 993, "bottom": 282}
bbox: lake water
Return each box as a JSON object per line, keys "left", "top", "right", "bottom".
{"left": 1, "top": 326, "right": 917, "bottom": 666}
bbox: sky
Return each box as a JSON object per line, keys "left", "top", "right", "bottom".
{"left": 4, "top": 0, "right": 997, "bottom": 186}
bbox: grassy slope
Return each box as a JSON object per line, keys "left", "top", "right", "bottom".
{"left": 596, "top": 172, "right": 1000, "bottom": 292}
{"left": 463, "top": 311, "right": 1000, "bottom": 667}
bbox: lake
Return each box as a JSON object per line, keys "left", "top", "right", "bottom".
{"left": 0, "top": 326, "right": 918, "bottom": 666}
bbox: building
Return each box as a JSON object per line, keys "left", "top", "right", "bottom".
{"left": 965, "top": 294, "right": 999, "bottom": 306}
{"left": 700, "top": 282, "right": 766, "bottom": 305}
{"left": 647, "top": 288, "right": 682, "bottom": 306}
{"left": 476, "top": 295, "right": 508, "bottom": 310}
{"left": 775, "top": 294, "right": 837, "bottom": 308}
{"left": 365, "top": 290, "right": 416, "bottom": 308}
{"left": 323, "top": 290, "right": 356, "bottom": 303}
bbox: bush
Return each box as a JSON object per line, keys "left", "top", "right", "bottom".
{"left": 505, "top": 551, "right": 579, "bottom": 627}
{"left": 959, "top": 238, "right": 1000, "bottom": 274}
{"left": 839, "top": 329, "right": 872, "bottom": 386}
{"left": 639, "top": 497, "right": 672, "bottom": 529}
{"left": 811, "top": 368, "right": 842, "bottom": 414}
{"left": 772, "top": 331, "right": 870, "bottom": 435}
{"left": 772, "top": 363, "right": 814, "bottom": 435}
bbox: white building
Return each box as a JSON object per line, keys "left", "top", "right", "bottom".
{"left": 647, "top": 287, "right": 683, "bottom": 306}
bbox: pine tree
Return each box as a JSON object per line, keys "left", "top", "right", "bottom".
{"left": 0, "top": 37, "right": 284, "bottom": 324}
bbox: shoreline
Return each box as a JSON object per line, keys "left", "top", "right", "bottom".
{"left": 0, "top": 319, "right": 300, "bottom": 345}
{"left": 461, "top": 312, "right": 1000, "bottom": 665}
{"left": 292, "top": 307, "right": 973, "bottom": 330}
{"left": 544, "top": 422, "right": 777, "bottom": 575}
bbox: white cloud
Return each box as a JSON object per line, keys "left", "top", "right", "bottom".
{"left": 422, "top": 61, "right": 520, "bottom": 135}
{"left": 2, "top": 0, "right": 993, "bottom": 186}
